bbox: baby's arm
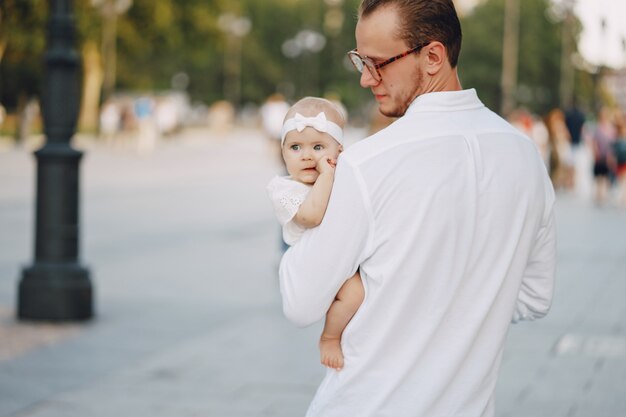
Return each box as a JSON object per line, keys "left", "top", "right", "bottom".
{"left": 293, "top": 157, "right": 336, "bottom": 229}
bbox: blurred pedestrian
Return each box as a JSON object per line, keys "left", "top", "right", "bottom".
{"left": 208, "top": 100, "right": 235, "bottom": 134}
{"left": 531, "top": 113, "right": 551, "bottom": 168}
{"left": 155, "top": 97, "right": 178, "bottom": 137}
{"left": 545, "top": 108, "right": 574, "bottom": 190}
{"left": 509, "top": 108, "right": 549, "bottom": 168}
{"left": 260, "top": 93, "right": 290, "bottom": 168}
{"left": 613, "top": 112, "right": 626, "bottom": 208}
{"left": 565, "top": 99, "right": 592, "bottom": 198}
{"left": 99, "top": 99, "right": 121, "bottom": 144}
{"left": 17, "top": 98, "right": 40, "bottom": 143}
{"left": 267, "top": 97, "right": 363, "bottom": 372}
{"left": 0, "top": 104, "right": 5, "bottom": 131}
{"left": 590, "top": 107, "right": 617, "bottom": 205}
{"left": 279, "top": 1, "right": 556, "bottom": 416}
{"left": 565, "top": 99, "right": 586, "bottom": 148}
{"left": 134, "top": 96, "right": 157, "bottom": 155}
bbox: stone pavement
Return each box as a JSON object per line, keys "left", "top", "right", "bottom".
{"left": 0, "top": 127, "right": 625, "bottom": 417}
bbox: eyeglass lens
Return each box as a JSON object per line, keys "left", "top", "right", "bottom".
{"left": 349, "top": 53, "right": 379, "bottom": 81}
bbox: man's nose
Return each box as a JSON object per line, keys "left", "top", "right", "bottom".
{"left": 360, "top": 67, "right": 379, "bottom": 88}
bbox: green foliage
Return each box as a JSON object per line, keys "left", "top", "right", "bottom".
{"left": 517, "top": 0, "right": 562, "bottom": 113}
{"left": 74, "top": 0, "right": 102, "bottom": 43}
{"left": 459, "top": 0, "right": 586, "bottom": 115}
{"left": 0, "top": 0, "right": 48, "bottom": 109}
{"left": 458, "top": 0, "right": 505, "bottom": 111}
{"left": 0, "top": 0, "right": 99, "bottom": 110}
{"left": 0, "top": 0, "right": 594, "bottom": 119}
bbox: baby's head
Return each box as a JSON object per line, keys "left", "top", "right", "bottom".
{"left": 281, "top": 97, "right": 346, "bottom": 184}
{"left": 281, "top": 97, "right": 346, "bottom": 145}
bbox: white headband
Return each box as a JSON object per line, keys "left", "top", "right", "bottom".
{"left": 281, "top": 112, "right": 343, "bottom": 146}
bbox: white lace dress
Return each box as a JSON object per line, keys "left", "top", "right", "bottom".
{"left": 266, "top": 176, "right": 312, "bottom": 246}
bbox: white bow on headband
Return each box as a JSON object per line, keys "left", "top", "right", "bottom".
{"left": 281, "top": 112, "right": 343, "bottom": 145}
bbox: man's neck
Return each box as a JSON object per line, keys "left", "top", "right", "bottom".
{"left": 424, "top": 67, "right": 462, "bottom": 94}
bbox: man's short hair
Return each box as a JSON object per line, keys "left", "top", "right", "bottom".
{"left": 359, "top": 0, "right": 462, "bottom": 68}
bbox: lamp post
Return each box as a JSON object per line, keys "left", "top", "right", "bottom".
{"left": 18, "top": 0, "right": 93, "bottom": 321}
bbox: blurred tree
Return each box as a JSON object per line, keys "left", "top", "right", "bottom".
{"left": 241, "top": 0, "right": 299, "bottom": 102}
{"left": 458, "top": 0, "right": 503, "bottom": 112}
{"left": 459, "top": 0, "right": 578, "bottom": 115}
{"left": 2, "top": 0, "right": 597, "bottom": 134}
{"left": 75, "top": 0, "right": 103, "bottom": 132}
{"left": 0, "top": 0, "right": 47, "bottom": 139}
{"left": 0, "top": 0, "right": 102, "bottom": 134}
{"left": 111, "top": 0, "right": 367, "bottom": 110}
{"left": 114, "top": 0, "right": 230, "bottom": 99}
{"left": 242, "top": 0, "right": 367, "bottom": 114}
{"left": 316, "top": 0, "right": 372, "bottom": 116}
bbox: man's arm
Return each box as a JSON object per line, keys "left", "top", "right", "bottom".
{"left": 512, "top": 189, "right": 557, "bottom": 323}
{"left": 280, "top": 158, "right": 372, "bottom": 327}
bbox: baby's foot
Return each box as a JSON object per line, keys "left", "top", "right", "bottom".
{"left": 319, "top": 336, "right": 344, "bottom": 370}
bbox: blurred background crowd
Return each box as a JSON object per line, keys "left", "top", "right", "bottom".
{"left": 1, "top": 0, "right": 626, "bottom": 207}
{"left": 509, "top": 103, "right": 626, "bottom": 207}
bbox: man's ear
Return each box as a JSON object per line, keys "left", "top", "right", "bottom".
{"left": 338, "top": 144, "right": 344, "bottom": 153}
{"left": 423, "top": 41, "right": 447, "bottom": 76}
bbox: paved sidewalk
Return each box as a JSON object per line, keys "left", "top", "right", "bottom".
{"left": 1, "top": 128, "right": 625, "bottom": 417}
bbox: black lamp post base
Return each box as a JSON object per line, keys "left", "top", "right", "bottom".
{"left": 18, "top": 263, "right": 93, "bottom": 321}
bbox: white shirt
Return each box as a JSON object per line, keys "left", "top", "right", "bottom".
{"left": 279, "top": 89, "right": 556, "bottom": 417}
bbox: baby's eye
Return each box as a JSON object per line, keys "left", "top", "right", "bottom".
{"left": 290, "top": 144, "right": 301, "bottom": 151}
{"left": 313, "top": 144, "right": 324, "bottom": 151}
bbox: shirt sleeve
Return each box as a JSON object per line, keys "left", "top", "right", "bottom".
{"left": 279, "top": 158, "right": 372, "bottom": 327}
{"left": 512, "top": 183, "right": 557, "bottom": 323}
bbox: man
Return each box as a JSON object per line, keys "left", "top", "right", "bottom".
{"left": 279, "top": 1, "right": 556, "bottom": 416}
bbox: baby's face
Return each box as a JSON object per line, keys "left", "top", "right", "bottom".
{"left": 282, "top": 128, "right": 342, "bottom": 184}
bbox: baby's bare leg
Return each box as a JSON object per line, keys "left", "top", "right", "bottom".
{"left": 320, "top": 271, "right": 364, "bottom": 370}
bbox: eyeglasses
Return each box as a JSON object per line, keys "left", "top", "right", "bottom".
{"left": 347, "top": 43, "right": 428, "bottom": 82}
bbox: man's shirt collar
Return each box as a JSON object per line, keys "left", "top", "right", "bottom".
{"left": 406, "top": 89, "right": 484, "bottom": 114}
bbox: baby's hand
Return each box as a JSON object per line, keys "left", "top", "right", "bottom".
{"left": 316, "top": 155, "right": 337, "bottom": 174}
